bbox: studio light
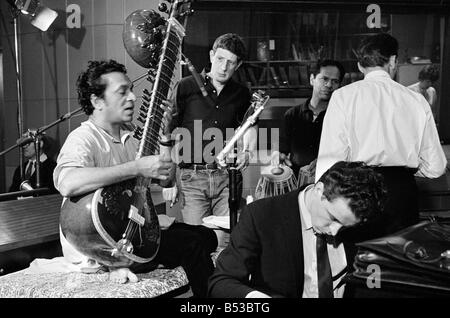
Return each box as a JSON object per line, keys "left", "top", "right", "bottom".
{"left": 14, "top": 0, "right": 58, "bottom": 31}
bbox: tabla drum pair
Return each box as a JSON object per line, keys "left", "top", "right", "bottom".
{"left": 254, "top": 164, "right": 297, "bottom": 200}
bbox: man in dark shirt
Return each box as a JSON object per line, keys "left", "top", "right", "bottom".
{"left": 164, "top": 33, "right": 257, "bottom": 245}
{"left": 9, "top": 132, "right": 57, "bottom": 194}
{"left": 273, "top": 60, "right": 345, "bottom": 182}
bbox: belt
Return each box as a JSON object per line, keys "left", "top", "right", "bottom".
{"left": 179, "top": 163, "right": 218, "bottom": 170}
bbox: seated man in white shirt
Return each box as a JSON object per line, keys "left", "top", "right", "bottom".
{"left": 408, "top": 64, "right": 440, "bottom": 125}
{"left": 208, "top": 161, "right": 387, "bottom": 298}
{"left": 54, "top": 59, "right": 218, "bottom": 297}
{"left": 316, "top": 33, "right": 447, "bottom": 251}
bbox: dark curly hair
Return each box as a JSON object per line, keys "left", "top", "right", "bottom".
{"left": 310, "top": 59, "right": 346, "bottom": 83}
{"left": 355, "top": 33, "right": 398, "bottom": 68}
{"left": 212, "top": 33, "right": 247, "bottom": 62}
{"left": 318, "top": 161, "right": 387, "bottom": 224}
{"left": 418, "top": 64, "right": 440, "bottom": 82}
{"left": 76, "top": 60, "right": 127, "bottom": 115}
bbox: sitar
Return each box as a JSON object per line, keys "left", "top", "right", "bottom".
{"left": 60, "top": 1, "right": 192, "bottom": 268}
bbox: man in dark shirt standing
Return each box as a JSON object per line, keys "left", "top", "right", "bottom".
{"left": 164, "top": 33, "right": 257, "bottom": 246}
{"left": 272, "top": 60, "right": 345, "bottom": 183}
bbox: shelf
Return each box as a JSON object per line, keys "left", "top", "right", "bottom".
{"left": 337, "top": 32, "right": 384, "bottom": 37}
{"left": 250, "top": 85, "right": 310, "bottom": 90}
{"left": 260, "top": 87, "right": 313, "bottom": 99}
{"left": 236, "top": 60, "right": 312, "bottom": 97}
{"left": 244, "top": 60, "right": 318, "bottom": 64}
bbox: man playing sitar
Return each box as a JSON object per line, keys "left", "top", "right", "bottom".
{"left": 54, "top": 60, "right": 218, "bottom": 297}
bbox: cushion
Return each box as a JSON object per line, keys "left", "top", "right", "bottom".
{"left": 0, "top": 266, "right": 188, "bottom": 298}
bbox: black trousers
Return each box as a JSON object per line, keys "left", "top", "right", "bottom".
{"left": 338, "top": 166, "right": 419, "bottom": 265}
{"left": 377, "top": 167, "right": 419, "bottom": 231}
{"left": 132, "top": 223, "right": 218, "bottom": 297}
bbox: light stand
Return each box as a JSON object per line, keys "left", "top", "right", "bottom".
{"left": 9, "top": 5, "right": 25, "bottom": 179}
{"left": 4, "top": 0, "right": 57, "bottom": 181}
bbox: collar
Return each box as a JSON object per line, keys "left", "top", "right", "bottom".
{"left": 84, "top": 119, "right": 132, "bottom": 144}
{"left": 200, "top": 67, "right": 214, "bottom": 87}
{"left": 300, "top": 98, "right": 326, "bottom": 117}
{"left": 300, "top": 186, "right": 342, "bottom": 246}
{"left": 201, "top": 66, "right": 236, "bottom": 90}
{"left": 299, "top": 184, "right": 314, "bottom": 231}
{"left": 30, "top": 153, "right": 47, "bottom": 164}
{"left": 299, "top": 98, "right": 313, "bottom": 113}
{"left": 364, "top": 69, "right": 391, "bottom": 80}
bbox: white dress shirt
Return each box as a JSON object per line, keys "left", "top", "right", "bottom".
{"left": 299, "top": 186, "right": 347, "bottom": 298}
{"left": 316, "top": 70, "right": 446, "bottom": 181}
{"left": 25, "top": 153, "right": 48, "bottom": 177}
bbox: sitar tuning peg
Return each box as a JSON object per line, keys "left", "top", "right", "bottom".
{"left": 158, "top": 2, "right": 168, "bottom": 13}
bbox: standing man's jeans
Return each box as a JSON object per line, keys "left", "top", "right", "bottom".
{"left": 180, "top": 168, "right": 229, "bottom": 224}
{"left": 179, "top": 167, "right": 242, "bottom": 248}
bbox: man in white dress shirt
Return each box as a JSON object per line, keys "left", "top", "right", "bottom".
{"left": 316, "top": 33, "right": 446, "bottom": 247}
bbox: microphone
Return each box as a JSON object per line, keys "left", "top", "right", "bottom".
{"left": 16, "top": 135, "right": 34, "bottom": 147}
{"left": 184, "top": 58, "right": 208, "bottom": 97}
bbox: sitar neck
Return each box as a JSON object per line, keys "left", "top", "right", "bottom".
{"left": 136, "top": 18, "right": 185, "bottom": 159}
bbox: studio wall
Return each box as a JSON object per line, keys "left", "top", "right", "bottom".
{"left": 0, "top": 0, "right": 163, "bottom": 190}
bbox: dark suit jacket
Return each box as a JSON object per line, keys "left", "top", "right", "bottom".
{"left": 208, "top": 189, "right": 304, "bottom": 298}
{"left": 9, "top": 158, "right": 57, "bottom": 193}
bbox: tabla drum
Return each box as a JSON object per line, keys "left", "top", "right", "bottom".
{"left": 297, "top": 160, "right": 316, "bottom": 188}
{"left": 254, "top": 164, "right": 297, "bottom": 200}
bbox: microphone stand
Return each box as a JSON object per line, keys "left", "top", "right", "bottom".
{"left": 34, "top": 133, "right": 41, "bottom": 188}
{"left": 227, "top": 147, "right": 240, "bottom": 232}
{"left": 0, "top": 107, "right": 84, "bottom": 190}
{"left": 216, "top": 91, "right": 269, "bottom": 230}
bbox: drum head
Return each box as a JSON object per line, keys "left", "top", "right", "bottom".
{"left": 260, "top": 164, "right": 294, "bottom": 182}
{"left": 254, "top": 164, "right": 298, "bottom": 200}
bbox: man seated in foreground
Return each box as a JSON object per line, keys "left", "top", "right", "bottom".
{"left": 208, "top": 161, "right": 387, "bottom": 298}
